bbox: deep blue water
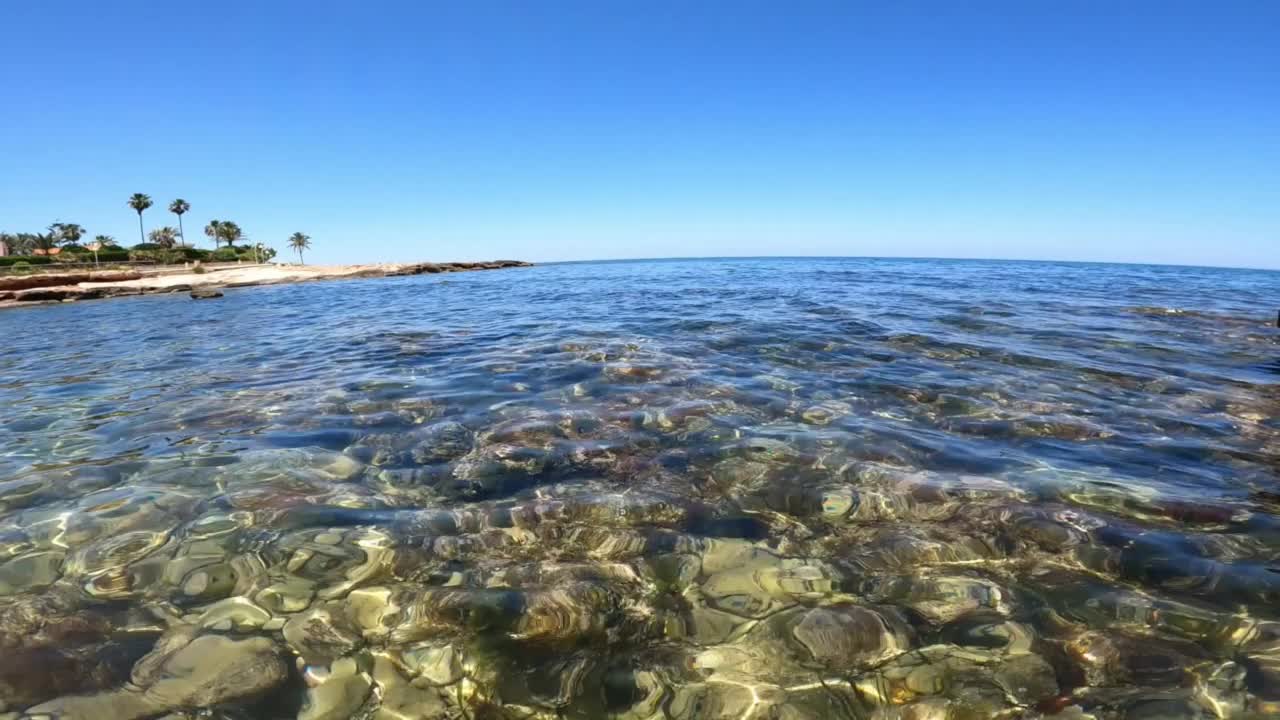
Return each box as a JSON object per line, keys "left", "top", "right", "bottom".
{"left": 2, "top": 258, "right": 1280, "bottom": 717}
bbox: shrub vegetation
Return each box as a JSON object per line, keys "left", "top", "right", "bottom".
{"left": 0, "top": 256, "right": 54, "bottom": 267}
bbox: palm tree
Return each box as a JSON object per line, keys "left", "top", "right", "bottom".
{"left": 33, "top": 231, "right": 56, "bottom": 254}
{"left": 288, "top": 232, "right": 312, "bottom": 264}
{"left": 169, "top": 199, "right": 191, "bottom": 247}
{"left": 52, "top": 222, "right": 85, "bottom": 247}
{"left": 0, "top": 232, "right": 13, "bottom": 257}
{"left": 204, "top": 219, "right": 223, "bottom": 248}
{"left": 218, "top": 221, "right": 242, "bottom": 250}
{"left": 148, "top": 226, "right": 179, "bottom": 249}
{"left": 128, "top": 193, "right": 153, "bottom": 245}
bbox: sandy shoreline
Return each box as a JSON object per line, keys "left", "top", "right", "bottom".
{"left": 0, "top": 260, "right": 531, "bottom": 310}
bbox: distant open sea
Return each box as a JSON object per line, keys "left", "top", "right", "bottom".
{"left": 3, "top": 258, "right": 1280, "bottom": 717}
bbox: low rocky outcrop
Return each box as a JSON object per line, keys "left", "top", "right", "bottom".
{"left": 9, "top": 285, "right": 143, "bottom": 303}
{"left": 385, "top": 260, "right": 533, "bottom": 276}
{"left": 0, "top": 260, "right": 532, "bottom": 309}
{"left": 0, "top": 271, "right": 142, "bottom": 293}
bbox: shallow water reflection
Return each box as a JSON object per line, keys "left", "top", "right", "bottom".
{"left": 2, "top": 258, "right": 1280, "bottom": 718}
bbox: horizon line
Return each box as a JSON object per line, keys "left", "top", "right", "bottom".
{"left": 529, "top": 254, "right": 1280, "bottom": 274}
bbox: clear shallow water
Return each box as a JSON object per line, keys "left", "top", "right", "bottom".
{"left": 2, "top": 257, "right": 1280, "bottom": 719}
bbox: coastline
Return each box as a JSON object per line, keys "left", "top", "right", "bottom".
{"left": 0, "top": 260, "right": 532, "bottom": 310}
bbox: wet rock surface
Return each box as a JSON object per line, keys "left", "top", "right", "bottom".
{"left": 2, "top": 258, "right": 1280, "bottom": 717}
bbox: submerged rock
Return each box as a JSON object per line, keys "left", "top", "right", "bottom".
{"left": 409, "top": 421, "right": 474, "bottom": 464}
{"left": 665, "top": 681, "right": 762, "bottom": 719}
{"left": 134, "top": 632, "right": 288, "bottom": 708}
{"left": 24, "top": 630, "right": 287, "bottom": 719}
{"left": 298, "top": 655, "right": 373, "bottom": 720}
{"left": 0, "top": 642, "right": 145, "bottom": 713}
{"left": 283, "top": 604, "right": 361, "bottom": 665}
{"left": 195, "top": 597, "right": 273, "bottom": 632}
{"left": 444, "top": 444, "right": 554, "bottom": 500}
{"left": 370, "top": 653, "right": 452, "bottom": 719}
{"left": 218, "top": 448, "right": 365, "bottom": 487}
{"left": 860, "top": 574, "right": 1009, "bottom": 624}
{"left": 788, "top": 605, "right": 910, "bottom": 668}
{"left": 850, "top": 643, "right": 1058, "bottom": 713}
{"left": 399, "top": 643, "right": 462, "bottom": 686}
{"left": 0, "top": 550, "right": 65, "bottom": 596}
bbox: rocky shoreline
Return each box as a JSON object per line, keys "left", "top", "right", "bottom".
{"left": 0, "top": 260, "right": 532, "bottom": 309}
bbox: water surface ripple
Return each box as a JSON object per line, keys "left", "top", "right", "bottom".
{"left": 2, "top": 258, "right": 1280, "bottom": 719}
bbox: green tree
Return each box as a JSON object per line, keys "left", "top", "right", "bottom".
{"left": 288, "top": 232, "right": 312, "bottom": 264}
{"left": 128, "top": 193, "right": 153, "bottom": 245}
{"left": 218, "top": 221, "right": 243, "bottom": 249}
{"left": 148, "top": 226, "right": 179, "bottom": 249}
{"left": 168, "top": 199, "right": 191, "bottom": 247}
{"left": 8, "top": 233, "right": 38, "bottom": 255}
{"left": 33, "top": 231, "right": 56, "bottom": 254}
{"left": 51, "top": 222, "right": 85, "bottom": 247}
{"left": 204, "top": 219, "right": 223, "bottom": 248}
{"left": 20, "top": 234, "right": 38, "bottom": 255}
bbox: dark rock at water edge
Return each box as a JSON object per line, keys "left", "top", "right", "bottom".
{"left": 384, "top": 260, "right": 533, "bottom": 276}
{"left": 10, "top": 285, "right": 143, "bottom": 303}
{"left": 190, "top": 288, "right": 224, "bottom": 300}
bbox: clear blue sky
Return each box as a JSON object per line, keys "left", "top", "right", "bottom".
{"left": 2, "top": 1, "right": 1276, "bottom": 268}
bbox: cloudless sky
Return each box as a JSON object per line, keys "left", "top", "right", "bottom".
{"left": 1, "top": 1, "right": 1276, "bottom": 267}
